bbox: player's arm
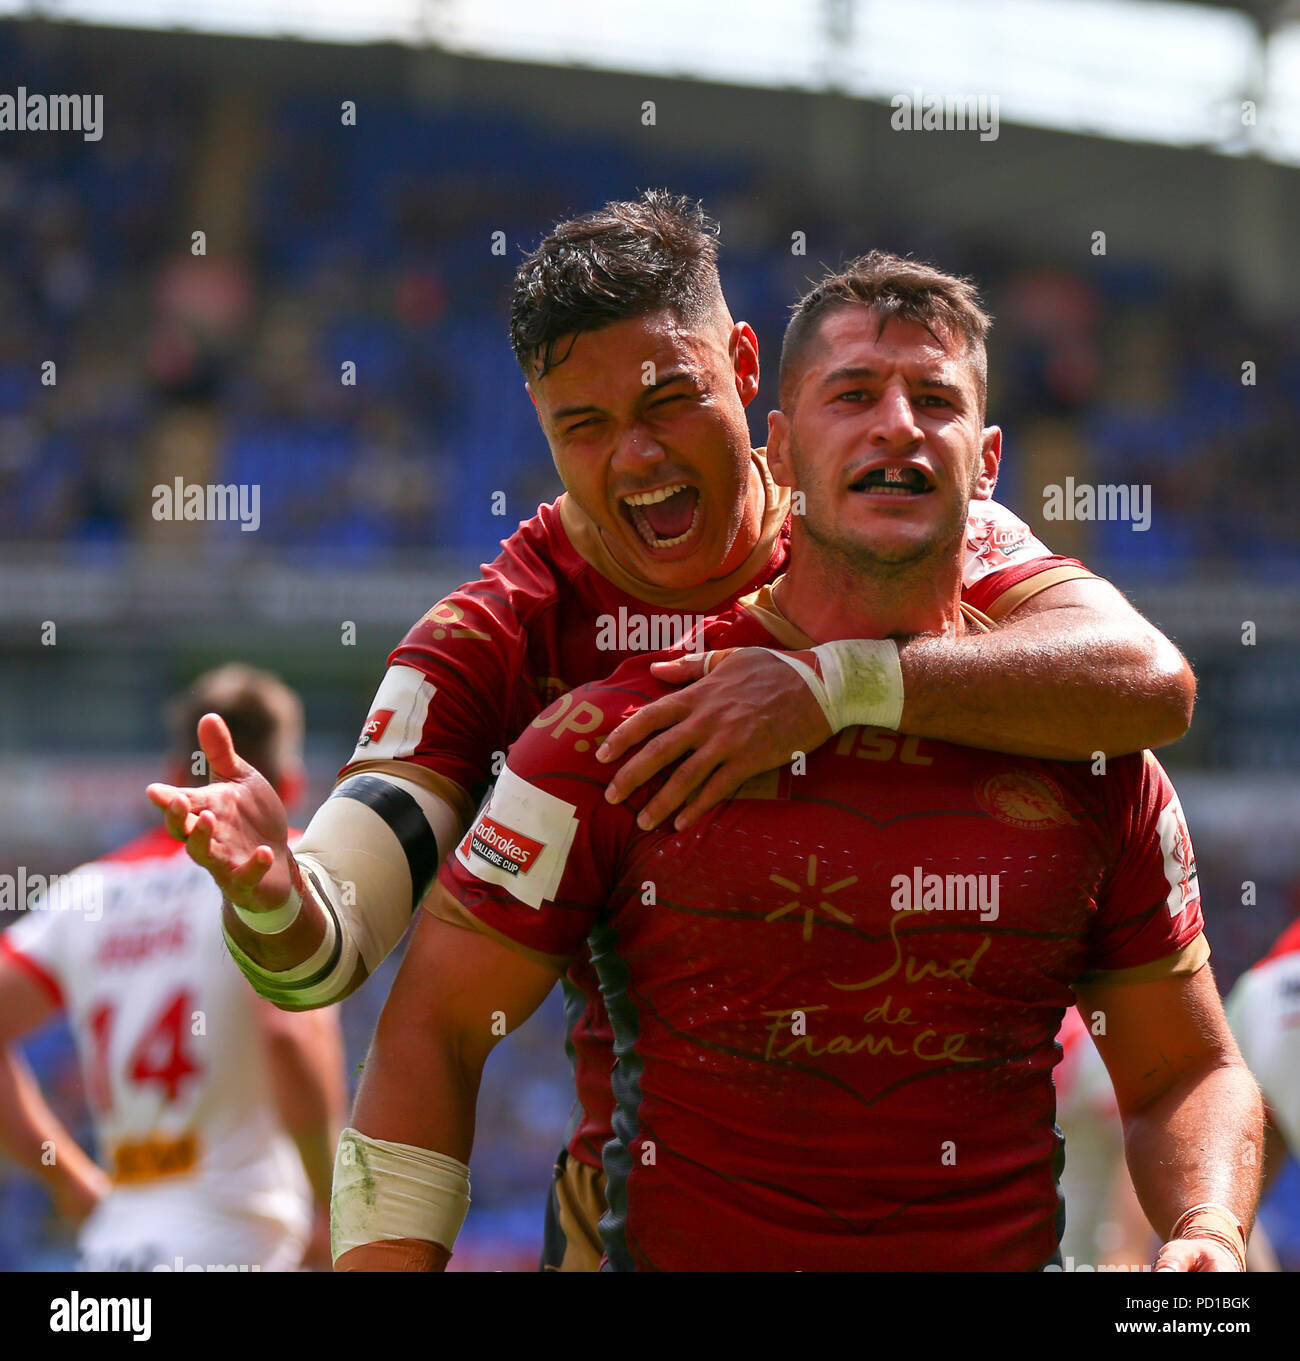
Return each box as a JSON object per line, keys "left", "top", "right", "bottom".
{"left": 148, "top": 714, "right": 468, "bottom": 1011}
{"left": 891, "top": 574, "right": 1194, "bottom": 758}
{"left": 1074, "top": 966, "right": 1263, "bottom": 1271}
{"left": 601, "top": 570, "right": 1194, "bottom": 831}
{"left": 254, "top": 998, "right": 347, "bottom": 1265}
{"left": 333, "top": 900, "right": 560, "bottom": 1271}
{"left": 0, "top": 953, "right": 110, "bottom": 1223}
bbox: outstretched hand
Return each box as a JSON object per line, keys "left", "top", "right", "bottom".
{"left": 597, "top": 647, "right": 833, "bottom": 831}
{"left": 146, "top": 713, "right": 293, "bottom": 914}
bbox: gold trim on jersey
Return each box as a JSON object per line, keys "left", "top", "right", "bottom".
{"left": 982, "top": 563, "right": 1096, "bottom": 622}
{"left": 557, "top": 449, "right": 789, "bottom": 613}
{"left": 423, "top": 881, "right": 570, "bottom": 974}
{"left": 1076, "top": 931, "right": 1211, "bottom": 986}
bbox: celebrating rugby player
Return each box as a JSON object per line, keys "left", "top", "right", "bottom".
{"left": 337, "top": 251, "right": 1260, "bottom": 1271}
{"left": 148, "top": 193, "right": 1196, "bottom": 1268}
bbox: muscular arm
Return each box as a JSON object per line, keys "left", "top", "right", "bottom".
{"left": 335, "top": 894, "right": 558, "bottom": 1271}
{"left": 256, "top": 1000, "right": 346, "bottom": 1208}
{"left": 1075, "top": 966, "right": 1263, "bottom": 1269}
{"left": 0, "top": 959, "right": 109, "bottom": 1223}
{"left": 602, "top": 573, "right": 1195, "bottom": 830}
{"left": 896, "top": 575, "right": 1195, "bottom": 760}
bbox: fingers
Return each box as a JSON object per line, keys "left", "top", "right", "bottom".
{"left": 1153, "top": 1239, "right": 1235, "bottom": 1272}
{"left": 604, "top": 721, "right": 699, "bottom": 807}
{"left": 647, "top": 652, "right": 712, "bottom": 682}
{"left": 670, "top": 761, "right": 755, "bottom": 831}
{"left": 631, "top": 746, "right": 727, "bottom": 832}
{"left": 197, "top": 712, "right": 252, "bottom": 783}
{"left": 598, "top": 694, "right": 693, "bottom": 770}
{"left": 227, "top": 845, "right": 275, "bottom": 896}
{"left": 150, "top": 787, "right": 192, "bottom": 841}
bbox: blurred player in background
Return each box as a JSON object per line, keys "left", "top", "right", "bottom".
{"left": 0, "top": 665, "right": 344, "bottom": 1271}
{"left": 1226, "top": 915, "right": 1300, "bottom": 1261}
{"left": 338, "top": 252, "right": 1260, "bottom": 1271}
{"left": 149, "top": 193, "right": 1197, "bottom": 1269}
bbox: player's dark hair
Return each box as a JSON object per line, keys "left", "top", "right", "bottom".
{"left": 780, "top": 251, "right": 992, "bottom": 416}
{"left": 167, "top": 663, "right": 303, "bottom": 789}
{"left": 510, "top": 189, "right": 725, "bottom": 379}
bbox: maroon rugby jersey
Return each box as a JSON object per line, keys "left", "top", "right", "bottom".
{"left": 435, "top": 585, "right": 1207, "bottom": 1271}
{"left": 340, "top": 464, "right": 1094, "bottom": 1171}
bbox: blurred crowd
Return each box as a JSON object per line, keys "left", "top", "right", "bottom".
{"left": 1, "top": 28, "right": 1298, "bottom": 575}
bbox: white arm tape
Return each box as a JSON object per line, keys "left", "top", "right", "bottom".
{"left": 331, "top": 1127, "right": 471, "bottom": 1262}
{"left": 763, "top": 638, "right": 904, "bottom": 733}
{"left": 295, "top": 773, "right": 464, "bottom": 975}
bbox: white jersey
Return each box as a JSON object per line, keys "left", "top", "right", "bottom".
{"left": 2, "top": 827, "right": 311, "bottom": 1271}
{"left": 1224, "top": 921, "right": 1300, "bottom": 1153}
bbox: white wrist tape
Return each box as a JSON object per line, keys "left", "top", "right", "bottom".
{"left": 230, "top": 883, "right": 302, "bottom": 936}
{"left": 331, "top": 1127, "right": 471, "bottom": 1262}
{"left": 222, "top": 863, "right": 359, "bottom": 1008}
{"left": 764, "top": 638, "right": 904, "bottom": 733}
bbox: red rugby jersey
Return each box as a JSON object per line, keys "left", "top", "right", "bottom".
{"left": 341, "top": 464, "right": 1093, "bottom": 1171}
{"left": 435, "top": 588, "right": 1207, "bottom": 1271}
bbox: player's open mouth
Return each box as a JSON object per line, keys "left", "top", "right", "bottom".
{"left": 620, "top": 483, "right": 702, "bottom": 550}
{"left": 848, "top": 464, "right": 935, "bottom": 496}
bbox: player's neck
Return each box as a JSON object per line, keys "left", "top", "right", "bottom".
{"left": 774, "top": 541, "right": 964, "bottom": 643}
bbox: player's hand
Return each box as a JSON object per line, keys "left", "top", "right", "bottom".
{"left": 597, "top": 647, "right": 833, "bottom": 831}
{"left": 146, "top": 713, "right": 293, "bottom": 915}
{"left": 1153, "top": 1237, "right": 1243, "bottom": 1271}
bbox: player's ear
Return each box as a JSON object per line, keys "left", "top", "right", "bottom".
{"left": 767, "top": 409, "right": 794, "bottom": 488}
{"left": 972, "top": 425, "right": 1001, "bottom": 501}
{"left": 729, "top": 322, "right": 760, "bottom": 407}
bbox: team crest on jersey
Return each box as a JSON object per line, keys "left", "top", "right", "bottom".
{"left": 962, "top": 502, "right": 1048, "bottom": 585}
{"left": 976, "top": 770, "right": 1076, "bottom": 830}
{"left": 455, "top": 765, "right": 579, "bottom": 909}
{"left": 347, "top": 665, "right": 437, "bottom": 764}
{"left": 1156, "top": 791, "right": 1200, "bottom": 919}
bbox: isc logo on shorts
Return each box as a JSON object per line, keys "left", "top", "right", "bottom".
{"left": 463, "top": 815, "right": 544, "bottom": 877}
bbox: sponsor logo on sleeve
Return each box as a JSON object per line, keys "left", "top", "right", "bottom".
{"left": 462, "top": 815, "right": 544, "bottom": 877}
{"left": 1156, "top": 790, "right": 1200, "bottom": 918}
{"left": 962, "top": 501, "right": 1050, "bottom": 583}
{"left": 358, "top": 709, "right": 395, "bottom": 747}
{"left": 347, "top": 666, "right": 437, "bottom": 764}
{"left": 455, "top": 766, "right": 579, "bottom": 909}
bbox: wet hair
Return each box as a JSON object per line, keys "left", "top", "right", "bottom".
{"left": 510, "top": 189, "right": 725, "bottom": 379}
{"left": 780, "top": 250, "right": 991, "bottom": 416}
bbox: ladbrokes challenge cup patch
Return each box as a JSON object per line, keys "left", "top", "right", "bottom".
{"left": 455, "top": 765, "right": 579, "bottom": 909}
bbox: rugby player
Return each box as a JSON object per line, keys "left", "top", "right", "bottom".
{"left": 0, "top": 667, "right": 344, "bottom": 1271}
{"left": 1224, "top": 918, "right": 1300, "bottom": 1201}
{"left": 147, "top": 194, "right": 1195, "bottom": 1268}
{"left": 335, "top": 251, "right": 1260, "bottom": 1272}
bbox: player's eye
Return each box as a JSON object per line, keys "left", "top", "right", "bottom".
{"left": 917, "top": 393, "right": 952, "bottom": 408}
{"left": 565, "top": 417, "right": 600, "bottom": 435}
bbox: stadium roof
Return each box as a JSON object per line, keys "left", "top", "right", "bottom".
{"left": 3, "top": 0, "right": 1299, "bottom": 164}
